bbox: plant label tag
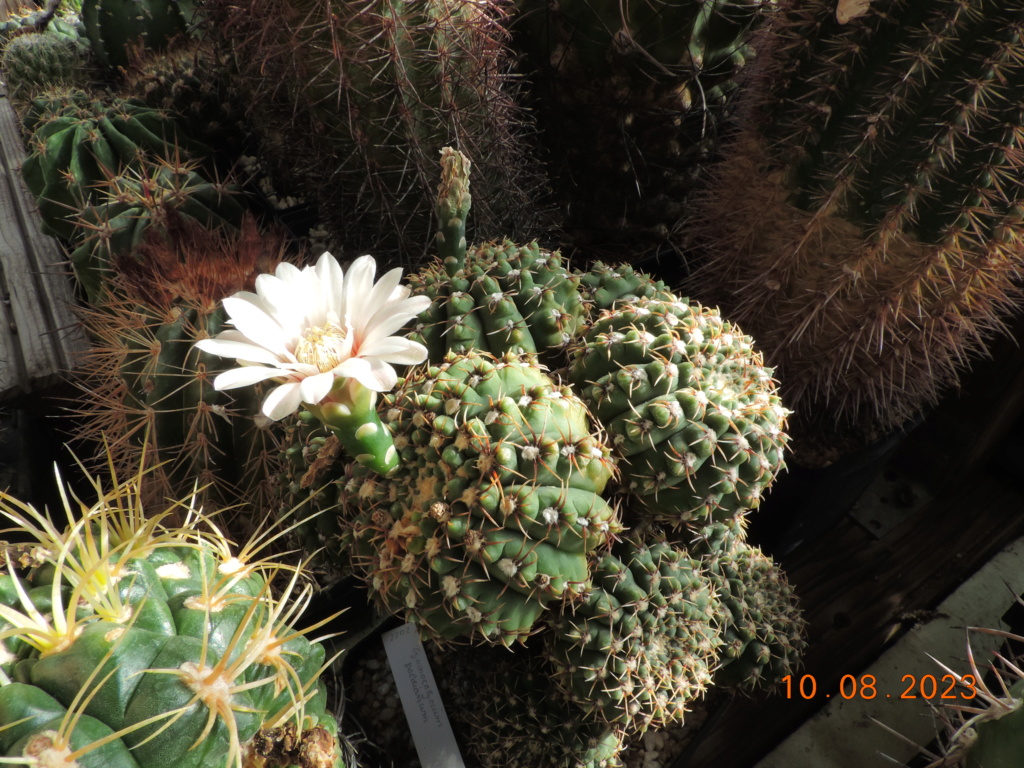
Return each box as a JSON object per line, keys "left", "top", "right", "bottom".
{"left": 382, "top": 622, "right": 466, "bottom": 768}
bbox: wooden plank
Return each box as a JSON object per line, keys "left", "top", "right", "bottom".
{"left": 0, "top": 85, "right": 86, "bottom": 399}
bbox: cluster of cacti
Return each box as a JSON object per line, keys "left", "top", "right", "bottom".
{"left": 201, "top": 0, "right": 554, "bottom": 264}
{"left": 545, "top": 535, "right": 723, "bottom": 733}
{"left": 0, "top": 8, "right": 89, "bottom": 50}
{"left": 0, "top": 462, "right": 346, "bottom": 768}
{"left": 345, "top": 350, "right": 621, "bottom": 646}
{"left": 70, "top": 155, "right": 244, "bottom": 302}
{"left": 70, "top": 212, "right": 297, "bottom": 517}
{"left": 81, "top": 0, "right": 196, "bottom": 70}
{"left": 20, "top": 87, "right": 209, "bottom": 242}
{"left": 686, "top": 0, "right": 1024, "bottom": 460}
{"left": 508, "top": 0, "right": 767, "bottom": 254}
{"left": 568, "top": 296, "right": 790, "bottom": 527}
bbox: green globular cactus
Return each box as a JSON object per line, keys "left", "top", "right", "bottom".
{"left": 692, "top": 522, "right": 807, "bottom": 691}
{"left": 408, "top": 148, "right": 675, "bottom": 369}
{"left": 20, "top": 87, "right": 210, "bottom": 243}
{"left": 544, "top": 534, "right": 723, "bottom": 733}
{"left": 346, "top": 350, "right": 622, "bottom": 646}
{"left": 509, "top": 0, "right": 767, "bottom": 255}
{"left": 69, "top": 156, "right": 244, "bottom": 303}
{"left": 437, "top": 642, "right": 627, "bottom": 768}
{"left": 686, "top": 0, "right": 1024, "bottom": 461}
{"left": 568, "top": 296, "right": 790, "bottom": 528}
{"left": 81, "top": 0, "right": 195, "bottom": 70}
{"left": 0, "top": 10, "right": 89, "bottom": 51}
{"left": 203, "top": 0, "right": 554, "bottom": 264}
{"left": 0, "top": 464, "right": 346, "bottom": 768}
{"left": 0, "top": 31, "right": 93, "bottom": 112}
{"left": 71, "top": 213, "right": 295, "bottom": 519}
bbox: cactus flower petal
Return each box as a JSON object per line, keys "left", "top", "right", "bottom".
{"left": 196, "top": 252, "right": 429, "bottom": 421}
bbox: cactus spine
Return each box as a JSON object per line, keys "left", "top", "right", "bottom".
{"left": 0, "top": 462, "right": 346, "bottom": 768}
{"left": 203, "top": 0, "right": 553, "bottom": 264}
{"left": 686, "top": 0, "right": 1024, "bottom": 459}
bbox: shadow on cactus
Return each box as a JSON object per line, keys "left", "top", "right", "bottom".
{"left": 686, "top": 0, "right": 1024, "bottom": 462}
{"left": 201, "top": 0, "right": 556, "bottom": 265}
{"left": 0, "top": 452, "right": 348, "bottom": 768}
{"left": 69, "top": 211, "right": 299, "bottom": 518}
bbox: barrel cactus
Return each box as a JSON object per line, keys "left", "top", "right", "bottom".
{"left": 0, "top": 463, "right": 346, "bottom": 768}
{"left": 346, "top": 350, "right": 622, "bottom": 645}
{"left": 202, "top": 0, "right": 553, "bottom": 264}
{"left": 544, "top": 534, "right": 723, "bottom": 733}
{"left": 69, "top": 155, "right": 245, "bottom": 302}
{"left": 71, "top": 212, "right": 296, "bottom": 516}
{"left": 20, "top": 87, "right": 209, "bottom": 243}
{"left": 509, "top": 0, "right": 767, "bottom": 255}
{"left": 568, "top": 296, "right": 790, "bottom": 527}
{"left": 687, "top": 0, "right": 1024, "bottom": 460}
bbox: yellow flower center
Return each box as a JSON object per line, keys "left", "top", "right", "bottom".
{"left": 294, "top": 323, "right": 349, "bottom": 372}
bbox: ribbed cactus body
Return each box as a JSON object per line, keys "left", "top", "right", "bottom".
{"left": 81, "top": 0, "right": 194, "bottom": 70}
{"left": 0, "top": 476, "right": 345, "bottom": 768}
{"left": 70, "top": 158, "right": 244, "bottom": 302}
{"left": 20, "top": 88, "right": 209, "bottom": 242}
{"left": 569, "top": 297, "right": 789, "bottom": 526}
{"left": 545, "top": 536, "right": 723, "bottom": 733}
{"left": 347, "top": 351, "right": 621, "bottom": 645}
{"left": 204, "top": 0, "right": 552, "bottom": 264}
{"left": 510, "top": 0, "right": 765, "bottom": 253}
{"left": 687, "top": 0, "right": 1024, "bottom": 456}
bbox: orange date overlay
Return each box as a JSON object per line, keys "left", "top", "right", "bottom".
{"left": 781, "top": 673, "right": 978, "bottom": 700}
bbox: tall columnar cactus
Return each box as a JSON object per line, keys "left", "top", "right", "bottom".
{"left": 203, "top": 0, "right": 554, "bottom": 264}
{"left": 346, "top": 350, "right": 622, "bottom": 646}
{"left": 81, "top": 0, "right": 195, "bottom": 70}
{"left": 0, "top": 463, "right": 346, "bottom": 768}
{"left": 686, "top": 0, "right": 1024, "bottom": 460}
{"left": 568, "top": 297, "right": 790, "bottom": 527}
{"left": 20, "top": 87, "right": 209, "bottom": 242}
{"left": 71, "top": 213, "right": 297, "bottom": 515}
{"left": 544, "top": 534, "right": 724, "bottom": 733}
{"left": 509, "top": 0, "right": 767, "bottom": 254}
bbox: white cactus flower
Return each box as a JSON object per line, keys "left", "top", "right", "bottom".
{"left": 195, "top": 252, "right": 430, "bottom": 420}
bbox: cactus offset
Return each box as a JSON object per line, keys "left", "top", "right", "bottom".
{"left": 692, "top": 522, "right": 807, "bottom": 691}
{"left": 70, "top": 212, "right": 297, "bottom": 516}
{"left": 346, "top": 350, "right": 621, "bottom": 646}
{"left": 568, "top": 296, "right": 789, "bottom": 527}
{"left": 687, "top": 0, "right": 1024, "bottom": 459}
{"left": 203, "top": 0, "right": 554, "bottom": 264}
{"left": 544, "top": 534, "right": 723, "bottom": 733}
{"left": 0, "top": 462, "right": 346, "bottom": 768}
